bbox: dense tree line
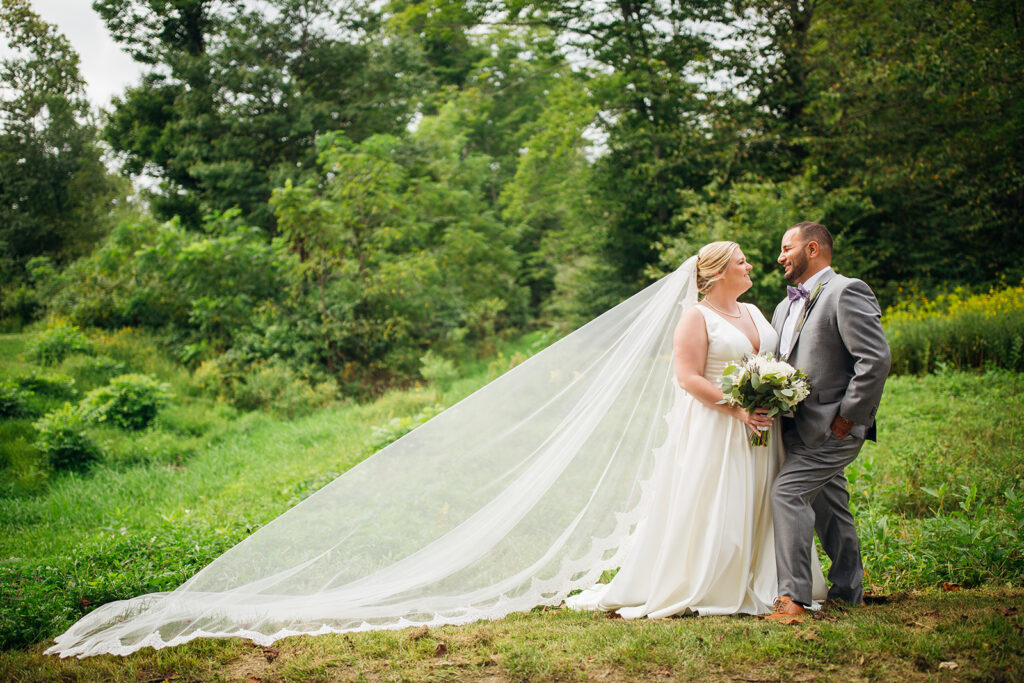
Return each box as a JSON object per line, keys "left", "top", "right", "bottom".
{"left": 2, "top": 0, "right": 1021, "bottom": 396}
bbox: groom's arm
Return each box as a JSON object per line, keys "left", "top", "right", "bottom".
{"left": 835, "top": 279, "right": 891, "bottom": 427}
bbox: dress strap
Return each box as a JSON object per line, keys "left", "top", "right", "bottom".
{"left": 693, "top": 304, "right": 718, "bottom": 335}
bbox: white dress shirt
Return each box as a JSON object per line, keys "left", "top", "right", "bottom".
{"left": 780, "top": 266, "right": 832, "bottom": 358}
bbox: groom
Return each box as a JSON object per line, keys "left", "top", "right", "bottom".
{"left": 767, "top": 222, "right": 890, "bottom": 621}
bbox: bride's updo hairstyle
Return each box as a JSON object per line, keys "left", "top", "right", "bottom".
{"left": 695, "top": 241, "right": 739, "bottom": 295}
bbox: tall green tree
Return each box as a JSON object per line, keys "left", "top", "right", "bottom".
{"left": 801, "top": 0, "right": 1024, "bottom": 290}
{"left": 724, "top": 0, "right": 818, "bottom": 180}
{"left": 505, "top": 0, "right": 739, "bottom": 305}
{"left": 385, "top": 0, "right": 488, "bottom": 89}
{"left": 269, "top": 118, "right": 525, "bottom": 385}
{"left": 0, "top": 0, "right": 117, "bottom": 281}
{"left": 98, "top": 0, "right": 422, "bottom": 231}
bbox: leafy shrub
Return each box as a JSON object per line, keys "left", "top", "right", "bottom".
{"left": 419, "top": 350, "right": 458, "bottom": 389}
{"left": 88, "top": 328, "right": 188, "bottom": 391}
{"left": 26, "top": 323, "right": 94, "bottom": 366}
{"left": 33, "top": 404, "right": 101, "bottom": 472}
{"left": 0, "top": 284, "right": 40, "bottom": 327}
{"left": 79, "top": 374, "right": 171, "bottom": 430}
{"left": 12, "top": 372, "right": 76, "bottom": 399}
{"left": 884, "top": 284, "right": 1024, "bottom": 374}
{"left": 0, "top": 381, "right": 32, "bottom": 418}
{"left": 230, "top": 360, "right": 337, "bottom": 418}
{"left": 187, "top": 356, "right": 238, "bottom": 400}
{"left": 49, "top": 216, "right": 296, "bottom": 353}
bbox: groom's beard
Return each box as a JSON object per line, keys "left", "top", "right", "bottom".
{"left": 783, "top": 255, "right": 809, "bottom": 283}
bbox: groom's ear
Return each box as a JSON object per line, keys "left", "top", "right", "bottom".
{"left": 805, "top": 240, "right": 821, "bottom": 258}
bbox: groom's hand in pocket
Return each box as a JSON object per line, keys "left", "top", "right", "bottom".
{"left": 830, "top": 414, "right": 854, "bottom": 440}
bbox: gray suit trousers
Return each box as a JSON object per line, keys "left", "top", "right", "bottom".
{"left": 772, "top": 420, "right": 865, "bottom": 606}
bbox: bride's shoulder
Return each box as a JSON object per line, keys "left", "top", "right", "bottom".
{"left": 675, "top": 305, "right": 710, "bottom": 337}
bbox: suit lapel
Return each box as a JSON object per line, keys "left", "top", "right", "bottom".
{"left": 771, "top": 299, "right": 792, "bottom": 355}
{"left": 771, "top": 300, "right": 788, "bottom": 338}
{"left": 786, "top": 270, "right": 834, "bottom": 357}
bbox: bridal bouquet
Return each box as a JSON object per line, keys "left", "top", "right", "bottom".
{"left": 718, "top": 353, "right": 810, "bottom": 447}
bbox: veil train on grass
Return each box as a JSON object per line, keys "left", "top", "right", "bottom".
{"left": 47, "top": 258, "right": 699, "bottom": 658}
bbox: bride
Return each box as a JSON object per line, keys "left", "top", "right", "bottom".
{"left": 48, "top": 242, "right": 821, "bottom": 658}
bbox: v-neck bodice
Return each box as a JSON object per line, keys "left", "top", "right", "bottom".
{"left": 695, "top": 304, "right": 778, "bottom": 385}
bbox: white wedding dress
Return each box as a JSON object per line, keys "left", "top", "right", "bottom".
{"left": 567, "top": 304, "right": 825, "bottom": 617}
{"left": 46, "top": 257, "right": 823, "bottom": 659}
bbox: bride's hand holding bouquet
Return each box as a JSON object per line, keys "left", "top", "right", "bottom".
{"left": 718, "top": 353, "right": 810, "bottom": 447}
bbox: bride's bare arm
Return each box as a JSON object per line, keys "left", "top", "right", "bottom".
{"left": 673, "top": 307, "right": 772, "bottom": 431}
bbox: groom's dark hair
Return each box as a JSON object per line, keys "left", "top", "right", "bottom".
{"left": 792, "top": 221, "right": 833, "bottom": 257}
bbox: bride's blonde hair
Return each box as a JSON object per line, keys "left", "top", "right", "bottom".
{"left": 696, "top": 241, "right": 739, "bottom": 294}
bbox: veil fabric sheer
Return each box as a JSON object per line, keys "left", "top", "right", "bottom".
{"left": 47, "top": 258, "right": 700, "bottom": 658}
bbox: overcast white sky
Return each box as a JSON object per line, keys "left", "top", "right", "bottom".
{"left": 28, "top": 0, "right": 145, "bottom": 109}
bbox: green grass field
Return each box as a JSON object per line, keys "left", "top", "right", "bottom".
{"left": 1, "top": 329, "right": 1022, "bottom": 681}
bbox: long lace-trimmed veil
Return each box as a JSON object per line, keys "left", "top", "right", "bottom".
{"left": 47, "top": 257, "right": 700, "bottom": 658}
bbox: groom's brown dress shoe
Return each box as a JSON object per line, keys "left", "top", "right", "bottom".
{"left": 765, "top": 596, "right": 806, "bottom": 623}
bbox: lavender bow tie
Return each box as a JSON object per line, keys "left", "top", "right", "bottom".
{"left": 787, "top": 284, "right": 809, "bottom": 302}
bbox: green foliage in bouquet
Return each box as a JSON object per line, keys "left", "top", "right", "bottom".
{"left": 79, "top": 374, "right": 171, "bottom": 431}
{"left": 33, "top": 404, "right": 100, "bottom": 472}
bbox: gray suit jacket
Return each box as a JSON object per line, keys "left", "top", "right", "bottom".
{"left": 772, "top": 270, "right": 891, "bottom": 449}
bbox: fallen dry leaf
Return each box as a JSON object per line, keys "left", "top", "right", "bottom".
{"left": 244, "top": 678, "right": 262, "bottom": 683}
{"left": 79, "top": 598, "right": 92, "bottom": 607}
{"left": 776, "top": 616, "right": 803, "bottom": 625}
{"left": 938, "top": 661, "right": 959, "bottom": 670}
{"left": 262, "top": 647, "right": 279, "bottom": 663}
{"left": 941, "top": 582, "right": 962, "bottom": 592}
{"left": 434, "top": 642, "right": 448, "bottom": 657}
{"left": 605, "top": 611, "right": 623, "bottom": 619}
{"left": 921, "top": 610, "right": 940, "bottom": 617}
{"left": 1003, "top": 607, "right": 1019, "bottom": 617}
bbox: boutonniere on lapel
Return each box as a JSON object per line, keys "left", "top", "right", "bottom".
{"left": 795, "top": 280, "right": 824, "bottom": 334}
